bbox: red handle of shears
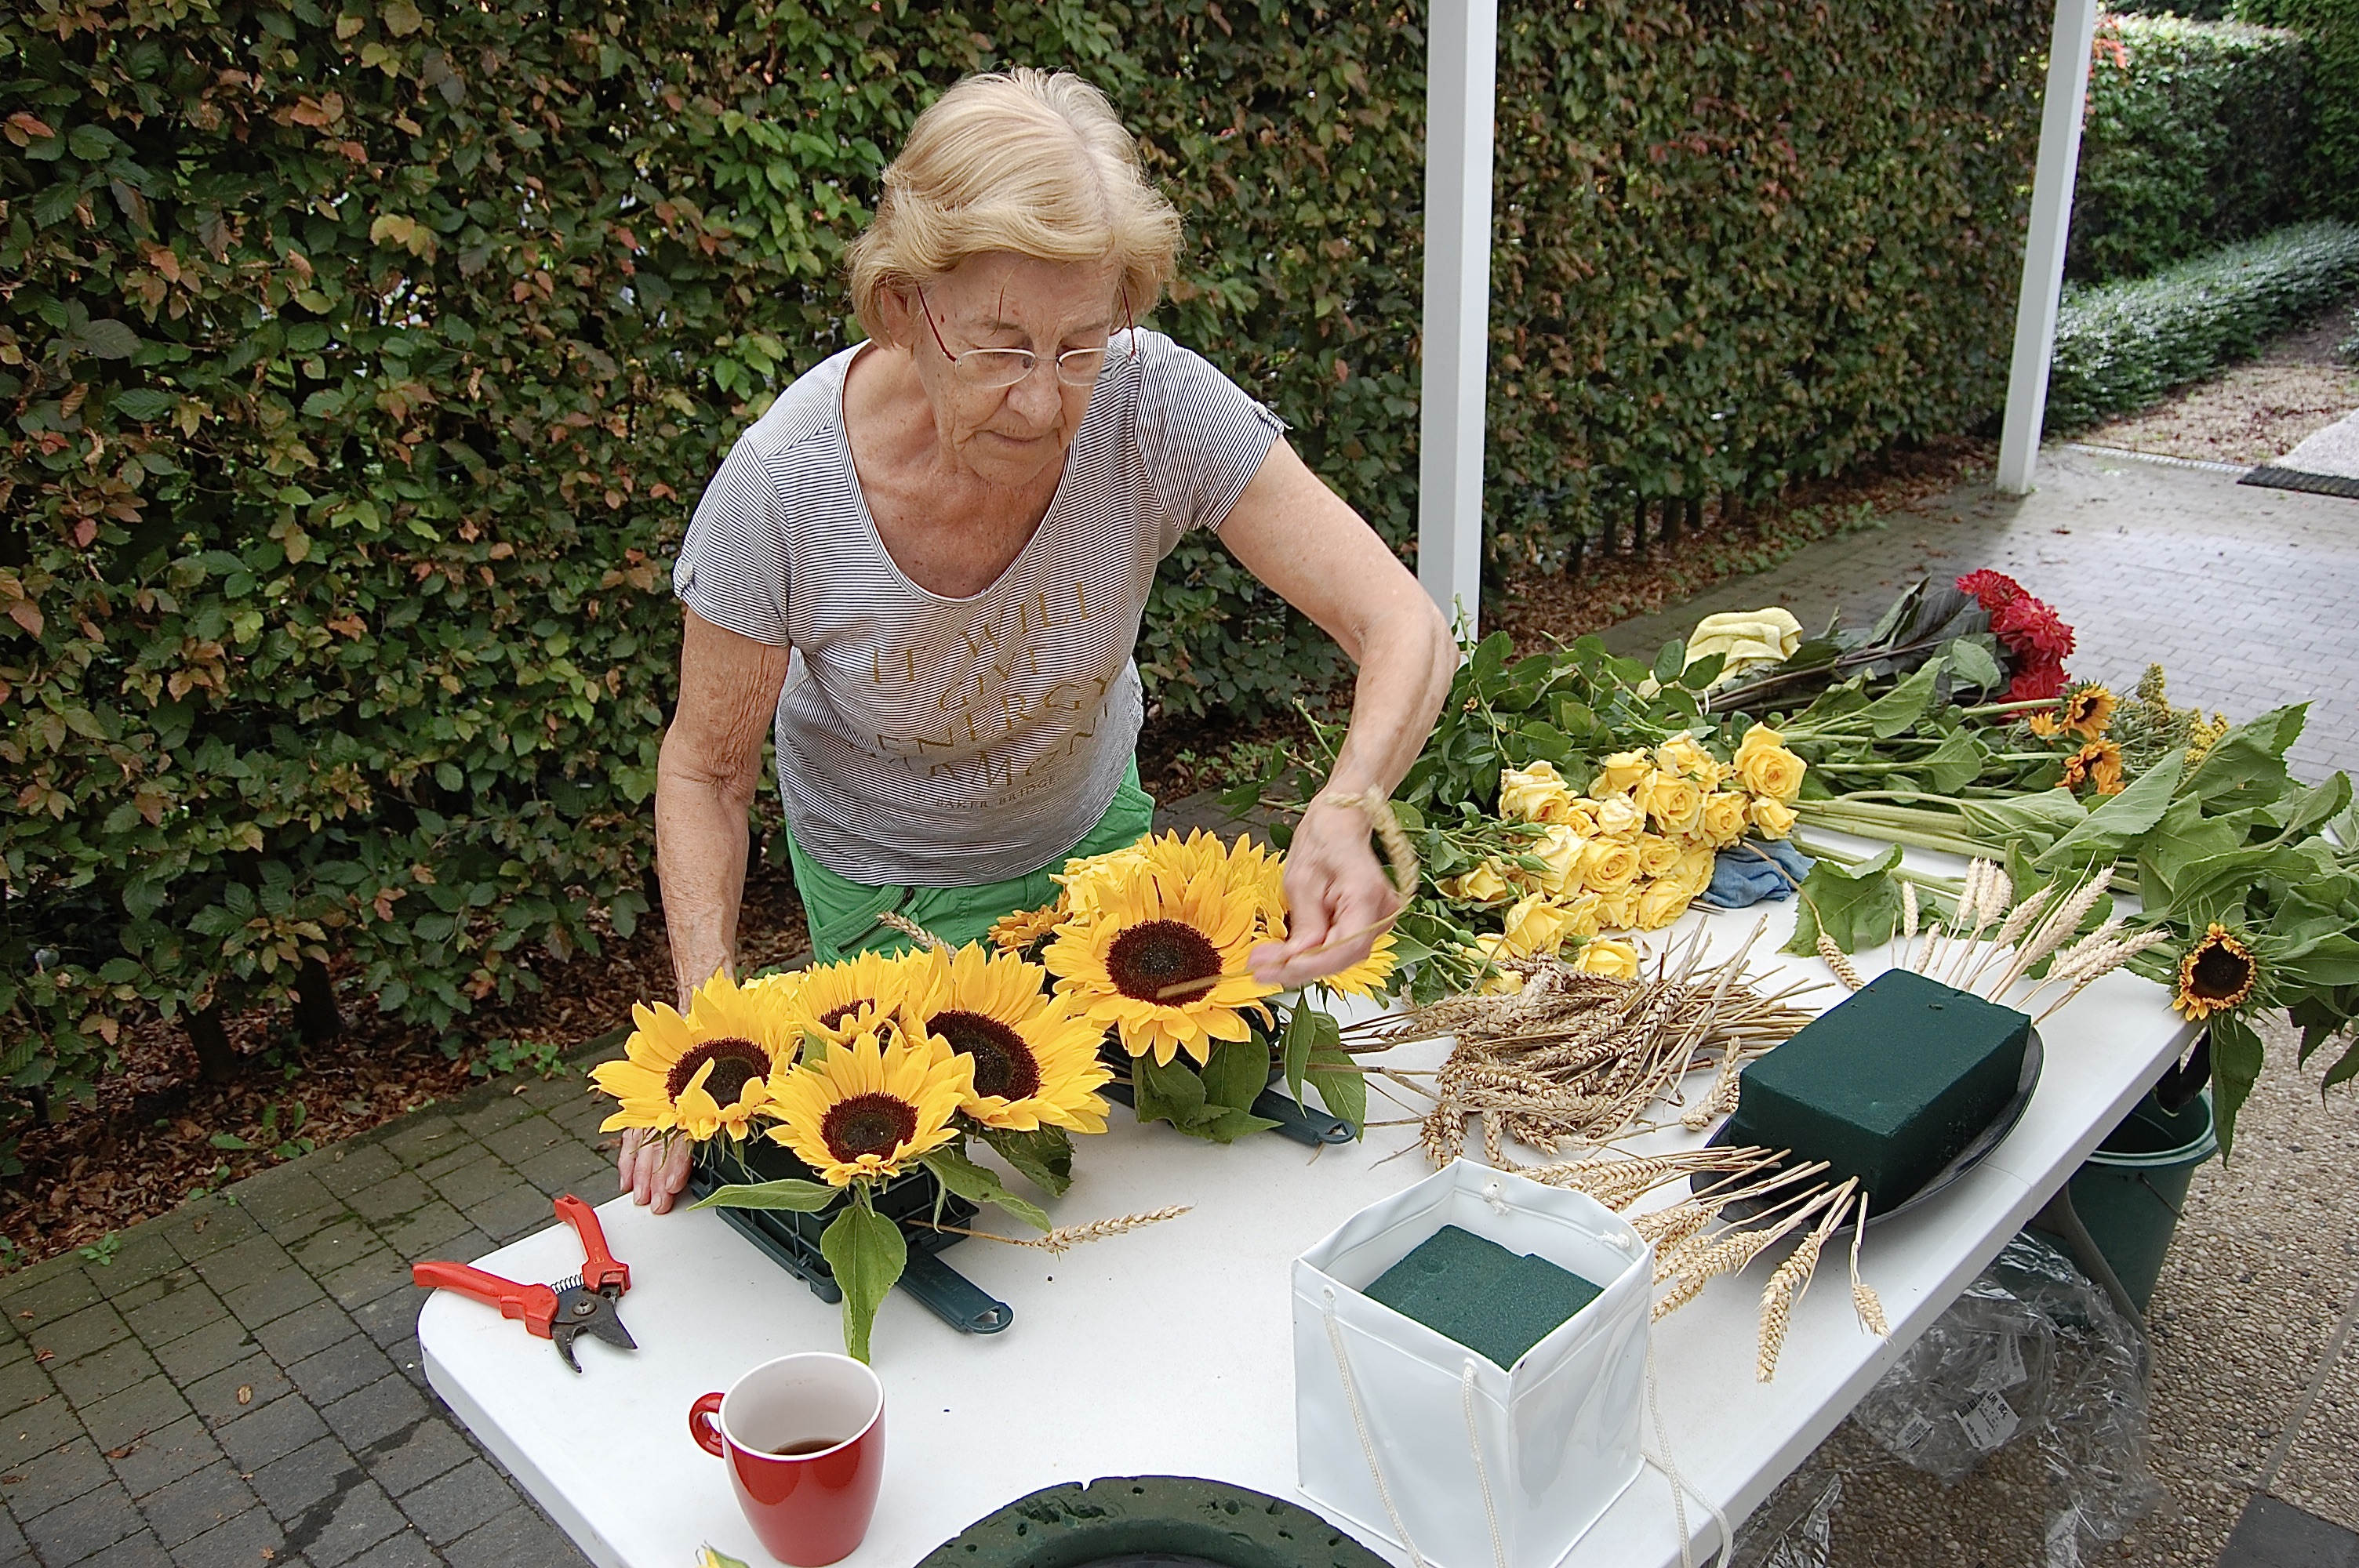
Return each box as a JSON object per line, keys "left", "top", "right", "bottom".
{"left": 555, "top": 1194, "right": 630, "bottom": 1297}
{"left": 411, "top": 1261, "right": 558, "bottom": 1338}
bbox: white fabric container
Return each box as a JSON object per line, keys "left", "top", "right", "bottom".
{"left": 1293, "top": 1159, "right": 1653, "bottom": 1568}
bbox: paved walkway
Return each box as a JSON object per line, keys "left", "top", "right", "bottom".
{"left": 3, "top": 441, "right": 2355, "bottom": 1568}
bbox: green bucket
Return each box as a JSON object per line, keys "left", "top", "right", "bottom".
{"left": 2064, "top": 1090, "right": 2218, "bottom": 1313}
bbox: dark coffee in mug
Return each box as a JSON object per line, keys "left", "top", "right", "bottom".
{"left": 770, "top": 1438, "right": 842, "bottom": 1456}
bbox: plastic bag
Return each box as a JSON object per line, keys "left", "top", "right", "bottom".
{"left": 1850, "top": 1231, "right": 2160, "bottom": 1563}
{"left": 1728, "top": 1466, "right": 1841, "bottom": 1568}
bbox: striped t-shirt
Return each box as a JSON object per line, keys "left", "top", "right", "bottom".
{"left": 672, "top": 329, "right": 1284, "bottom": 887}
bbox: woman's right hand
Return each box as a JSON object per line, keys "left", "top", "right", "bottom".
{"left": 618, "top": 1128, "right": 693, "bottom": 1214}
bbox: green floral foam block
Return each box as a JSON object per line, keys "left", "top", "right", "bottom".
{"left": 1728, "top": 969, "right": 2030, "bottom": 1213}
{"left": 1364, "top": 1224, "right": 1602, "bottom": 1370}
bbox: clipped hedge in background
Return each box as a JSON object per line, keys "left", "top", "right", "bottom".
{"left": 2067, "top": 14, "right": 2310, "bottom": 284}
{"left": 2045, "top": 220, "right": 2359, "bottom": 430}
{"left": 2234, "top": 0, "right": 2359, "bottom": 222}
{"left": 0, "top": 0, "right": 2048, "bottom": 1114}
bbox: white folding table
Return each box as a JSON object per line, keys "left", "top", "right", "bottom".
{"left": 420, "top": 841, "right": 2197, "bottom": 1568}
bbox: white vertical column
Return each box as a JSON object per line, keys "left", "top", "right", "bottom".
{"left": 1995, "top": 0, "right": 2100, "bottom": 495}
{"left": 1418, "top": 0, "right": 1499, "bottom": 634}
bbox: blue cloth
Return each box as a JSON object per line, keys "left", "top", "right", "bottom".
{"left": 1699, "top": 840, "right": 1815, "bottom": 909}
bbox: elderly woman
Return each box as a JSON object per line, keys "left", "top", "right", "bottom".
{"left": 620, "top": 69, "right": 1454, "bottom": 1209}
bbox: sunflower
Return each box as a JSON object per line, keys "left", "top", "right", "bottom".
{"left": 988, "top": 900, "right": 1068, "bottom": 956}
{"left": 2172, "top": 923, "right": 2259, "bottom": 1021}
{"left": 781, "top": 948, "right": 926, "bottom": 1045}
{"left": 765, "top": 1019, "right": 970, "bottom": 1185}
{"left": 2059, "top": 737, "right": 2125, "bottom": 796}
{"left": 2063, "top": 684, "right": 2117, "bottom": 739}
{"left": 902, "top": 944, "right": 1113, "bottom": 1133}
{"left": 591, "top": 971, "right": 801, "bottom": 1142}
{"left": 1314, "top": 928, "right": 1401, "bottom": 1002}
{"left": 1044, "top": 835, "right": 1279, "bottom": 1065}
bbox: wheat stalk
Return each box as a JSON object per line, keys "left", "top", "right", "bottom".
{"left": 1756, "top": 1178, "right": 1856, "bottom": 1381}
{"left": 1989, "top": 869, "right": 2112, "bottom": 999}
{"left": 875, "top": 909, "right": 949, "bottom": 953}
{"left": 1816, "top": 933, "right": 1866, "bottom": 993}
{"left": 1847, "top": 1190, "right": 1887, "bottom": 1335}
{"left": 924, "top": 1206, "right": 1193, "bottom": 1254}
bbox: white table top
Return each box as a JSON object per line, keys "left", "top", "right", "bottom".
{"left": 420, "top": 844, "right": 2197, "bottom": 1568}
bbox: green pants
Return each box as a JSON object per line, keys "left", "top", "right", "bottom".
{"left": 784, "top": 761, "right": 1158, "bottom": 962}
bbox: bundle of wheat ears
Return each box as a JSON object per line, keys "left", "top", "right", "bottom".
{"left": 1361, "top": 858, "right": 2150, "bottom": 1380}
{"left": 1816, "top": 858, "right": 2172, "bottom": 1018}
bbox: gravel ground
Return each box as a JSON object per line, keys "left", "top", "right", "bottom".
{"left": 2083, "top": 297, "right": 2359, "bottom": 466}
{"left": 1747, "top": 1022, "right": 2359, "bottom": 1566}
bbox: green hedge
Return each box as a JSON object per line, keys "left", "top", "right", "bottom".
{"left": 2068, "top": 14, "right": 2311, "bottom": 284}
{"left": 2234, "top": 0, "right": 2359, "bottom": 222}
{"left": 2045, "top": 220, "right": 2359, "bottom": 430}
{"left": 0, "top": 0, "right": 2049, "bottom": 1112}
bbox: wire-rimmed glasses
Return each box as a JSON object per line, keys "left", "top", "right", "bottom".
{"left": 915, "top": 288, "right": 1136, "bottom": 390}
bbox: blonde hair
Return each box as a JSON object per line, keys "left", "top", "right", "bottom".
{"left": 847, "top": 70, "right": 1182, "bottom": 343}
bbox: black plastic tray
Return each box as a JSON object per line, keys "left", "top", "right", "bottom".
{"left": 688, "top": 1141, "right": 1012, "bottom": 1334}
{"left": 1692, "top": 1027, "right": 2045, "bottom": 1235}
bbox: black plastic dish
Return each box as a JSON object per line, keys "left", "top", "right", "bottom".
{"left": 1689, "top": 1028, "right": 2045, "bottom": 1235}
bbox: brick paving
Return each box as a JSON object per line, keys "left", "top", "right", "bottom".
{"left": 4, "top": 440, "right": 2356, "bottom": 1567}
{"left": 0, "top": 1061, "right": 622, "bottom": 1567}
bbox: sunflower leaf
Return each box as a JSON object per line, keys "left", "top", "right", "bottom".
{"left": 2034, "top": 753, "right": 2182, "bottom": 873}
{"left": 2205, "top": 1013, "right": 2266, "bottom": 1163}
{"left": 1781, "top": 843, "right": 1904, "bottom": 955}
{"left": 1280, "top": 1004, "right": 1321, "bottom": 1109}
{"left": 918, "top": 1146, "right": 1050, "bottom": 1232}
{"left": 1131, "top": 1052, "right": 1209, "bottom": 1126}
{"left": 1201, "top": 1039, "right": 1272, "bottom": 1112}
{"left": 820, "top": 1203, "right": 905, "bottom": 1364}
{"left": 1307, "top": 1047, "right": 1365, "bottom": 1134}
{"left": 975, "top": 1124, "right": 1072, "bottom": 1196}
{"left": 691, "top": 1178, "right": 838, "bottom": 1214}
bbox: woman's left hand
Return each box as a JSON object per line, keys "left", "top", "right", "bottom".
{"left": 1251, "top": 794, "right": 1402, "bottom": 987}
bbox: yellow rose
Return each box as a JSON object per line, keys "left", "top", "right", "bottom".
{"left": 1737, "top": 748, "right": 1807, "bottom": 804}
{"left": 1699, "top": 790, "right": 1752, "bottom": 848}
{"left": 1555, "top": 890, "right": 1605, "bottom": 941}
{"left": 1581, "top": 838, "right": 1643, "bottom": 895}
{"left": 1459, "top": 935, "right": 1526, "bottom": 995}
{"left": 1594, "top": 793, "right": 1647, "bottom": 841}
{"left": 1733, "top": 723, "right": 1787, "bottom": 768}
{"left": 1749, "top": 796, "right": 1798, "bottom": 839}
{"left": 1574, "top": 938, "right": 1641, "bottom": 980}
{"left": 1596, "top": 888, "right": 1639, "bottom": 929}
{"left": 1590, "top": 751, "right": 1653, "bottom": 798}
{"left": 1638, "top": 769, "right": 1706, "bottom": 837}
{"left": 1656, "top": 735, "right": 1728, "bottom": 789}
{"left": 1674, "top": 844, "right": 1718, "bottom": 898}
{"left": 1558, "top": 798, "right": 1601, "bottom": 839}
{"left": 1523, "top": 823, "right": 1587, "bottom": 896}
{"left": 1635, "top": 877, "right": 1692, "bottom": 930}
{"left": 1441, "top": 860, "right": 1514, "bottom": 904}
{"left": 1637, "top": 833, "right": 1684, "bottom": 879}
{"left": 1499, "top": 760, "right": 1577, "bottom": 825}
{"left": 1502, "top": 894, "right": 1574, "bottom": 958}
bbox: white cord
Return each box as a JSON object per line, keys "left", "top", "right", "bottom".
{"left": 1645, "top": 1338, "right": 1735, "bottom": 1568}
{"left": 1324, "top": 1290, "right": 1430, "bottom": 1568}
{"left": 1460, "top": 1361, "right": 1508, "bottom": 1568}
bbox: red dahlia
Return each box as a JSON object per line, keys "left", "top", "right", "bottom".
{"left": 1955, "top": 570, "right": 2026, "bottom": 612}
{"left": 2006, "top": 657, "right": 2069, "bottom": 703}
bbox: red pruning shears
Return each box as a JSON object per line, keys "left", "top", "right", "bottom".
{"left": 412, "top": 1194, "right": 637, "bottom": 1373}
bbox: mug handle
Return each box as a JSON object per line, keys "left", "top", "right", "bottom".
{"left": 689, "top": 1392, "right": 726, "bottom": 1457}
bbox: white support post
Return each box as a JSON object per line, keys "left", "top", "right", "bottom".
{"left": 1418, "top": 0, "right": 1499, "bottom": 635}
{"left": 1996, "top": 0, "right": 2100, "bottom": 495}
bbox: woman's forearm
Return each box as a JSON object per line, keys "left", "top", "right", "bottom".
{"left": 1320, "top": 594, "right": 1456, "bottom": 808}
{"left": 653, "top": 740, "right": 757, "bottom": 1008}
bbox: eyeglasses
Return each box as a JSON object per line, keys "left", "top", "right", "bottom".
{"left": 915, "top": 289, "right": 1136, "bottom": 390}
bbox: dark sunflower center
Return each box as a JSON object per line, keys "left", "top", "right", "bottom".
{"left": 1107, "top": 920, "right": 1223, "bottom": 1002}
{"left": 816, "top": 1000, "right": 871, "bottom": 1030}
{"left": 821, "top": 1093, "right": 918, "bottom": 1163}
{"left": 927, "top": 1010, "right": 1041, "bottom": 1101}
{"left": 664, "top": 1037, "right": 770, "bottom": 1105}
{"left": 2190, "top": 941, "right": 2255, "bottom": 1001}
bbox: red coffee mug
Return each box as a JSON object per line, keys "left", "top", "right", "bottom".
{"left": 689, "top": 1352, "right": 885, "bottom": 1566}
